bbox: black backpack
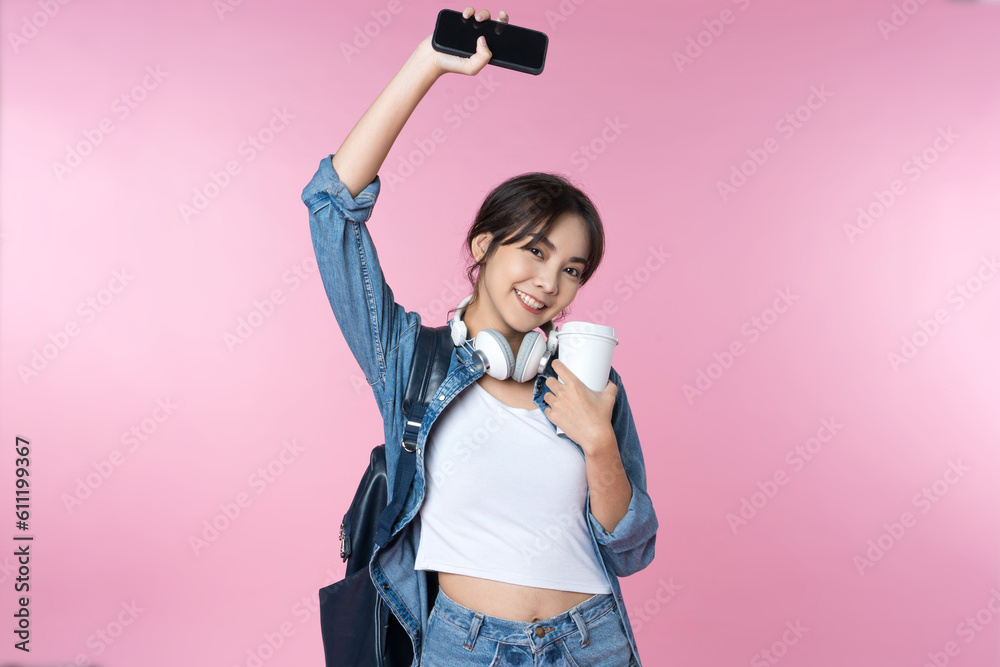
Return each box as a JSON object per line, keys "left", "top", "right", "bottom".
{"left": 319, "top": 324, "right": 453, "bottom": 666}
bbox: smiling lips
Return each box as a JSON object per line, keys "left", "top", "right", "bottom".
{"left": 515, "top": 289, "right": 546, "bottom": 313}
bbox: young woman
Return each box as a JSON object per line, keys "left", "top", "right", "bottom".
{"left": 302, "top": 7, "right": 657, "bottom": 665}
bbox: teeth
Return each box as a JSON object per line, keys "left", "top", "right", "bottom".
{"left": 516, "top": 289, "right": 545, "bottom": 310}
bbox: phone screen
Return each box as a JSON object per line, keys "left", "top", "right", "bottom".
{"left": 432, "top": 9, "right": 548, "bottom": 75}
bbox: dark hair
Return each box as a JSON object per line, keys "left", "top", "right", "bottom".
{"left": 447, "top": 172, "right": 605, "bottom": 336}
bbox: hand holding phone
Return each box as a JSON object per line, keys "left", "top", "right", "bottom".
{"left": 432, "top": 8, "right": 548, "bottom": 75}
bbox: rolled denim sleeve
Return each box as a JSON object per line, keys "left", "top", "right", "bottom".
{"left": 301, "top": 154, "right": 420, "bottom": 404}
{"left": 586, "top": 367, "right": 658, "bottom": 577}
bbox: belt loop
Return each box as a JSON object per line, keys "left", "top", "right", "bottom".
{"left": 463, "top": 612, "right": 485, "bottom": 651}
{"left": 570, "top": 608, "right": 590, "bottom": 647}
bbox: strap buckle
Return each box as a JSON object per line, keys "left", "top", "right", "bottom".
{"left": 401, "top": 418, "right": 421, "bottom": 452}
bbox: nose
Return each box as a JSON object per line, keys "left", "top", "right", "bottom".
{"left": 534, "top": 263, "right": 560, "bottom": 296}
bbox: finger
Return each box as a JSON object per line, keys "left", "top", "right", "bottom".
{"left": 463, "top": 7, "right": 475, "bottom": 19}
{"left": 499, "top": 10, "right": 509, "bottom": 23}
{"left": 475, "top": 9, "right": 491, "bottom": 21}
{"left": 454, "top": 36, "right": 490, "bottom": 75}
{"left": 474, "top": 34, "right": 492, "bottom": 59}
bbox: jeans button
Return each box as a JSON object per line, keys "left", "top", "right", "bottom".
{"left": 534, "top": 626, "right": 546, "bottom": 637}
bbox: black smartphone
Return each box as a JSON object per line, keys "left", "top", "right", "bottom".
{"left": 431, "top": 9, "right": 548, "bottom": 75}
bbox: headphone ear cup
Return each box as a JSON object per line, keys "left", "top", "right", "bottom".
{"left": 475, "top": 329, "right": 515, "bottom": 380}
{"left": 512, "top": 331, "right": 547, "bottom": 383}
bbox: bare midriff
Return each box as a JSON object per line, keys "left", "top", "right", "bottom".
{"left": 437, "top": 571, "right": 595, "bottom": 623}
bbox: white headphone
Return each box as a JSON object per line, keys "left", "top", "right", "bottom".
{"left": 450, "top": 294, "right": 557, "bottom": 382}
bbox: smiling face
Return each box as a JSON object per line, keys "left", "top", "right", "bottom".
{"left": 463, "top": 212, "right": 590, "bottom": 352}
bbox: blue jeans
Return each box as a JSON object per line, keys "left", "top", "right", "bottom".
{"left": 420, "top": 586, "right": 637, "bottom": 666}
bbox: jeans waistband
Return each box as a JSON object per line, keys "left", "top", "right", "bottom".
{"left": 431, "top": 586, "right": 616, "bottom": 651}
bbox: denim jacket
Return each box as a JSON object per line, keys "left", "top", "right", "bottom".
{"left": 302, "top": 154, "right": 658, "bottom": 666}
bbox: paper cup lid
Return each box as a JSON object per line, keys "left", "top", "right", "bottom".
{"left": 557, "top": 321, "right": 618, "bottom": 342}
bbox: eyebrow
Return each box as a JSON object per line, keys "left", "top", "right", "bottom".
{"left": 535, "top": 235, "right": 587, "bottom": 265}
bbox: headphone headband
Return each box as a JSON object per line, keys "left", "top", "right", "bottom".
{"left": 450, "top": 294, "right": 474, "bottom": 346}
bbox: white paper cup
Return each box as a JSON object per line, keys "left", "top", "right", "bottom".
{"left": 552, "top": 322, "right": 619, "bottom": 437}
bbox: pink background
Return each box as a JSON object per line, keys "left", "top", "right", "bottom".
{"left": 2, "top": 0, "right": 999, "bottom": 665}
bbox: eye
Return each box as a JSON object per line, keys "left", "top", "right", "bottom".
{"left": 526, "top": 246, "right": 581, "bottom": 278}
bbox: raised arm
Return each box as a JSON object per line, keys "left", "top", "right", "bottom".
{"left": 303, "top": 7, "right": 511, "bottom": 413}
{"left": 333, "top": 7, "right": 509, "bottom": 199}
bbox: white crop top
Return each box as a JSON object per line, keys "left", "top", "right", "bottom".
{"left": 413, "top": 380, "right": 611, "bottom": 594}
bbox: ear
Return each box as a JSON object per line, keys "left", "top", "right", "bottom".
{"left": 471, "top": 231, "right": 493, "bottom": 263}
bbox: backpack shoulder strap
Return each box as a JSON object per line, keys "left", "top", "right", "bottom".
{"left": 401, "top": 325, "right": 453, "bottom": 452}
{"left": 374, "top": 324, "right": 453, "bottom": 548}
